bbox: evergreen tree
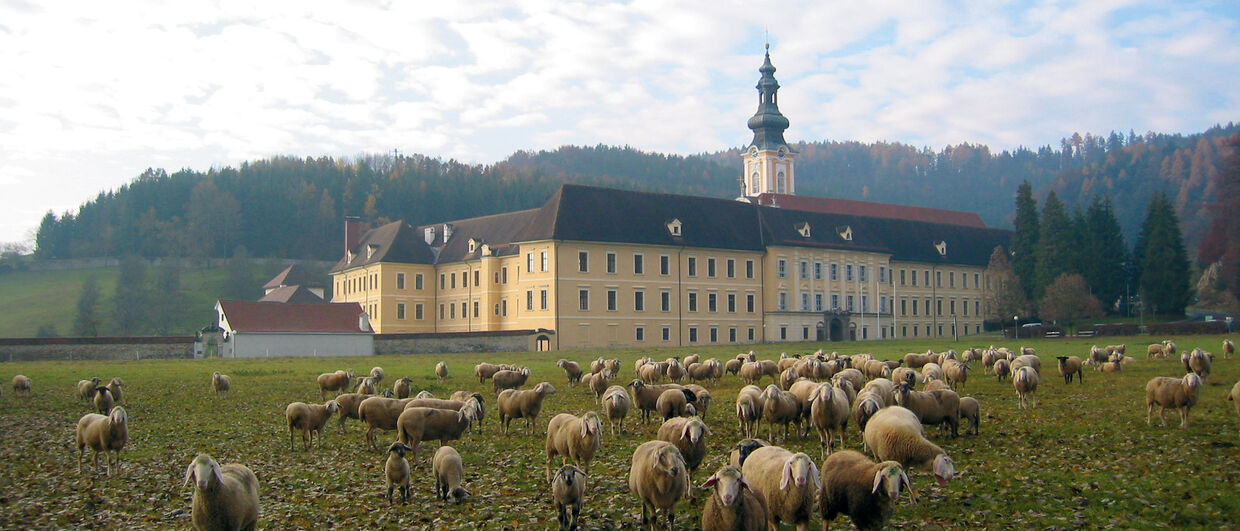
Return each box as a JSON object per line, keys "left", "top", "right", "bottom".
{"left": 113, "top": 256, "right": 149, "bottom": 335}
{"left": 73, "top": 276, "right": 100, "bottom": 337}
{"left": 1135, "top": 192, "right": 1192, "bottom": 316}
{"left": 1011, "top": 181, "right": 1040, "bottom": 301}
{"left": 984, "top": 246, "right": 1031, "bottom": 323}
{"left": 1033, "top": 191, "right": 1073, "bottom": 304}
{"left": 1083, "top": 196, "right": 1128, "bottom": 312}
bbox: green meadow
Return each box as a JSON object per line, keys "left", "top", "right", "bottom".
{"left": 1, "top": 335, "right": 1237, "bottom": 529}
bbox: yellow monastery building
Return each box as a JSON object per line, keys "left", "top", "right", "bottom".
{"left": 331, "top": 50, "right": 1010, "bottom": 351}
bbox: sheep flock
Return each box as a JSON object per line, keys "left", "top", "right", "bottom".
{"left": 1, "top": 337, "right": 1239, "bottom": 529}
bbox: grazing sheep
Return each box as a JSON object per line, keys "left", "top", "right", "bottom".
{"left": 656, "top": 416, "right": 712, "bottom": 474}
{"left": 684, "top": 384, "right": 712, "bottom": 421}
{"left": 1013, "top": 366, "right": 1039, "bottom": 409}
{"left": 475, "top": 362, "right": 503, "bottom": 383}
{"left": 993, "top": 359, "right": 1011, "bottom": 382}
{"left": 75, "top": 406, "right": 128, "bottom": 476}
{"left": 943, "top": 360, "right": 969, "bottom": 391}
{"left": 106, "top": 377, "right": 124, "bottom": 403}
{"left": 333, "top": 393, "right": 369, "bottom": 432}
{"left": 1188, "top": 348, "right": 1212, "bottom": 382}
{"left": 890, "top": 367, "right": 921, "bottom": 387}
{"left": 552, "top": 464, "right": 587, "bottom": 531}
{"left": 432, "top": 446, "right": 469, "bottom": 504}
{"left": 903, "top": 352, "right": 934, "bottom": 369}
{"left": 497, "top": 382, "right": 557, "bottom": 433}
{"left": 687, "top": 361, "right": 716, "bottom": 383}
{"left": 589, "top": 372, "right": 611, "bottom": 403}
{"left": 1089, "top": 346, "right": 1109, "bottom": 366}
{"left": 355, "top": 377, "right": 378, "bottom": 395}
{"left": 183, "top": 454, "right": 259, "bottom": 531}
{"left": 414, "top": 390, "right": 435, "bottom": 400}
{"left": 358, "top": 396, "right": 415, "bottom": 450}
{"left": 385, "top": 442, "right": 413, "bottom": 504}
{"left": 369, "top": 366, "right": 385, "bottom": 384}
{"left": 212, "top": 372, "right": 231, "bottom": 397}
{"left": 809, "top": 382, "right": 850, "bottom": 459}
{"left": 818, "top": 450, "right": 912, "bottom": 531}
{"left": 93, "top": 386, "right": 114, "bottom": 414}
{"left": 628, "top": 440, "right": 691, "bottom": 530}
{"left": 1147, "top": 343, "right": 1166, "bottom": 359}
{"left": 893, "top": 383, "right": 961, "bottom": 438}
{"left": 740, "top": 446, "right": 819, "bottom": 531}
{"left": 1224, "top": 339, "right": 1235, "bottom": 359}
{"left": 863, "top": 406, "right": 955, "bottom": 488}
{"left": 762, "top": 384, "right": 803, "bottom": 443}
{"left": 604, "top": 358, "right": 621, "bottom": 378}
{"left": 656, "top": 388, "right": 697, "bottom": 420}
{"left": 1164, "top": 340, "right": 1178, "bottom": 359}
{"left": 833, "top": 368, "right": 866, "bottom": 394}
{"left": 76, "top": 377, "right": 102, "bottom": 401}
{"left": 863, "top": 360, "right": 892, "bottom": 380}
{"left": 700, "top": 465, "right": 769, "bottom": 531}
{"left": 316, "top": 369, "right": 353, "bottom": 398}
{"left": 736, "top": 387, "right": 763, "bottom": 439}
{"left": 12, "top": 374, "right": 31, "bottom": 396}
{"left": 958, "top": 397, "right": 980, "bottom": 435}
{"left": 285, "top": 400, "right": 341, "bottom": 451}
{"left": 493, "top": 367, "right": 532, "bottom": 392}
{"left": 602, "top": 385, "right": 632, "bottom": 435}
{"left": 1145, "top": 373, "right": 1203, "bottom": 429}
{"left": 393, "top": 377, "right": 413, "bottom": 399}
{"left": 1056, "top": 356, "right": 1084, "bottom": 384}
{"left": 557, "top": 359, "right": 583, "bottom": 386}
{"left": 546, "top": 412, "right": 604, "bottom": 481}
{"left": 434, "top": 362, "right": 448, "bottom": 382}
{"left": 739, "top": 362, "right": 767, "bottom": 386}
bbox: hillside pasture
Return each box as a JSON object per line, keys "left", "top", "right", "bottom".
{"left": 1, "top": 335, "right": 1237, "bottom": 529}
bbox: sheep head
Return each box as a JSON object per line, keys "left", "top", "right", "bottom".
{"left": 184, "top": 454, "right": 223, "bottom": 491}
{"left": 702, "top": 466, "right": 749, "bottom": 506}
{"left": 324, "top": 400, "right": 341, "bottom": 414}
{"left": 387, "top": 442, "right": 412, "bottom": 457}
{"left": 534, "top": 382, "right": 557, "bottom": 396}
{"left": 932, "top": 454, "right": 955, "bottom": 487}
{"left": 449, "top": 486, "right": 469, "bottom": 504}
{"left": 109, "top": 406, "right": 127, "bottom": 426}
{"left": 873, "top": 462, "right": 913, "bottom": 502}
{"left": 680, "top": 417, "right": 711, "bottom": 443}
{"left": 780, "top": 453, "right": 819, "bottom": 490}
{"left": 580, "top": 412, "right": 602, "bottom": 437}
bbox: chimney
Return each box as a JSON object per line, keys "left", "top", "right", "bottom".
{"left": 344, "top": 216, "right": 363, "bottom": 257}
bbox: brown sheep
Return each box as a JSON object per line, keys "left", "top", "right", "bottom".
{"left": 316, "top": 369, "right": 353, "bottom": 398}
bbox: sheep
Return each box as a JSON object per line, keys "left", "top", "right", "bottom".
{"left": 1089, "top": 346, "right": 1109, "bottom": 365}
{"left": 1055, "top": 356, "right": 1084, "bottom": 384}
{"left": 656, "top": 388, "right": 697, "bottom": 420}
{"left": 493, "top": 367, "right": 532, "bottom": 392}
{"left": 475, "top": 362, "right": 504, "bottom": 383}
{"left": 762, "top": 384, "right": 803, "bottom": 443}
{"left": 212, "top": 372, "right": 231, "bottom": 397}
{"left": 604, "top": 358, "right": 621, "bottom": 378}
{"left": 75, "top": 406, "right": 128, "bottom": 476}
{"left": 370, "top": 366, "right": 385, "bottom": 384}
{"left": 316, "top": 369, "right": 353, "bottom": 398}
{"left": 546, "top": 412, "right": 604, "bottom": 481}
{"left": 1188, "top": 348, "right": 1212, "bottom": 382}
{"left": 810, "top": 381, "right": 851, "bottom": 459}
{"left": 434, "top": 362, "right": 448, "bottom": 382}
{"left": 76, "top": 377, "right": 102, "bottom": 401}
{"left": 589, "top": 372, "right": 611, "bottom": 402}
{"left": 740, "top": 446, "right": 819, "bottom": 531}
{"left": 666, "top": 360, "right": 687, "bottom": 383}
{"left": 183, "top": 454, "right": 259, "bottom": 531}
{"left": 852, "top": 391, "right": 885, "bottom": 437}
{"left": 552, "top": 464, "right": 587, "bottom": 531}
{"left": 396, "top": 405, "right": 477, "bottom": 455}
{"left": 893, "top": 383, "right": 960, "bottom": 437}
{"left": 1229, "top": 381, "right": 1240, "bottom": 421}
{"left": 943, "top": 360, "right": 969, "bottom": 391}
{"left": 355, "top": 377, "right": 377, "bottom": 395}
{"left": 392, "top": 377, "right": 413, "bottom": 399}
{"left": 903, "top": 352, "right": 934, "bottom": 369}
{"left": 657, "top": 416, "right": 712, "bottom": 474}
{"left": 724, "top": 358, "right": 742, "bottom": 376}
{"left": 728, "top": 438, "right": 770, "bottom": 468}
{"left": 920, "top": 363, "right": 944, "bottom": 382}
{"left": 358, "top": 396, "right": 415, "bottom": 450}
{"left": 863, "top": 360, "right": 892, "bottom": 380}
{"left": 557, "top": 359, "right": 583, "bottom": 386}
{"left": 106, "top": 377, "right": 125, "bottom": 403}
{"left": 497, "top": 382, "right": 556, "bottom": 433}
{"left": 12, "top": 374, "right": 31, "bottom": 396}
{"left": 384, "top": 441, "right": 413, "bottom": 504}
{"left": 602, "top": 386, "right": 632, "bottom": 435}
{"left": 1145, "top": 373, "right": 1202, "bottom": 429}
{"left": 863, "top": 406, "right": 955, "bottom": 488}
{"left": 779, "top": 367, "right": 802, "bottom": 390}
{"left": 1164, "top": 340, "right": 1178, "bottom": 358}
{"left": 890, "top": 367, "right": 921, "bottom": 387}
{"left": 922, "top": 378, "right": 951, "bottom": 392}
{"left": 1147, "top": 343, "right": 1166, "bottom": 359}
{"left": 628, "top": 380, "right": 687, "bottom": 422}
{"left": 629, "top": 440, "right": 691, "bottom": 530}
{"left": 1106, "top": 344, "right": 1127, "bottom": 357}
{"left": 687, "top": 361, "right": 715, "bottom": 383}
{"left": 778, "top": 353, "right": 798, "bottom": 372}
{"left": 1011, "top": 354, "right": 1041, "bottom": 375}
{"left": 833, "top": 368, "right": 866, "bottom": 395}
{"left": 332, "top": 393, "right": 369, "bottom": 432}
{"left": 92, "top": 386, "right": 114, "bottom": 414}
{"left": 640, "top": 363, "right": 664, "bottom": 384}
{"left": 700, "top": 465, "right": 769, "bottom": 531}
{"left": 981, "top": 349, "right": 998, "bottom": 373}
{"left": 684, "top": 384, "right": 712, "bottom": 420}
{"left": 959, "top": 397, "right": 980, "bottom": 435}
{"left": 1013, "top": 366, "right": 1039, "bottom": 409}
{"left": 1225, "top": 339, "right": 1235, "bottom": 359}
{"left": 818, "top": 450, "right": 912, "bottom": 531}
{"left": 1100, "top": 360, "right": 1123, "bottom": 373}
{"left": 285, "top": 400, "right": 341, "bottom": 451}
{"left": 736, "top": 386, "right": 763, "bottom": 439}
{"left": 431, "top": 445, "right": 469, "bottom": 504}
{"left": 993, "top": 358, "right": 1011, "bottom": 382}
{"left": 739, "top": 362, "right": 766, "bottom": 385}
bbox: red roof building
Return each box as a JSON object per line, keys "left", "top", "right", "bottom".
{"left": 214, "top": 300, "right": 373, "bottom": 357}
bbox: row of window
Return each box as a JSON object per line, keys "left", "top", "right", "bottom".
{"left": 630, "top": 325, "right": 758, "bottom": 343}
{"left": 775, "top": 293, "right": 893, "bottom": 313}
{"left": 576, "top": 288, "right": 757, "bottom": 313}
{"left": 897, "top": 298, "right": 981, "bottom": 317}
{"left": 338, "top": 272, "right": 381, "bottom": 296}
{"left": 777, "top": 260, "right": 887, "bottom": 283}
{"left": 578, "top": 251, "right": 756, "bottom": 279}
{"left": 898, "top": 324, "right": 983, "bottom": 337}
{"left": 898, "top": 269, "right": 981, "bottom": 289}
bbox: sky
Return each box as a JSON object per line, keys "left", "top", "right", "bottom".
{"left": 2, "top": 0, "right": 1239, "bottom": 246}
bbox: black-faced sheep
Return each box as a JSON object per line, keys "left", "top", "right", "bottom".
{"left": 385, "top": 442, "right": 412, "bottom": 504}
{"left": 497, "top": 382, "right": 556, "bottom": 433}
{"left": 93, "top": 386, "right": 114, "bottom": 414}
{"left": 76, "top": 406, "right": 128, "bottom": 476}
{"left": 183, "top": 454, "right": 259, "bottom": 531}
{"left": 700, "top": 465, "right": 768, "bottom": 531}
{"left": 863, "top": 406, "right": 955, "bottom": 488}
{"left": 628, "top": 440, "right": 690, "bottom": 530}
{"left": 546, "top": 412, "right": 603, "bottom": 481}
{"left": 818, "top": 449, "right": 912, "bottom": 531}
{"left": 1146, "top": 373, "right": 1202, "bottom": 429}
{"left": 1056, "top": 356, "right": 1084, "bottom": 384}
{"left": 285, "top": 400, "right": 340, "bottom": 451}
{"left": 656, "top": 416, "right": 711, "bottom": 474}
{"left": 740, "top": 445, "right": 819, "bottom": 531}
{"left": 727, "top": 438, "right": 770, "bottom": 468}
{"left": 432, "top": 445, "right": 468, "bottom": 504}
{"left": 552, "top": 464, "right": 587, "bottom": 531}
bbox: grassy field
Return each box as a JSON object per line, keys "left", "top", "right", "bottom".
{"left": 1, "top": 335, "right": 1238, "bottom": 530}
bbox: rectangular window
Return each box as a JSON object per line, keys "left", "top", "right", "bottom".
{"left": 607, "top": 289, "right": 617, "bottom": 311}
{"left": 729, "top": 327, "right": 737, "bottom": 342}
{"left": 661, "top": 255, "right": 670, "bottom": 275}
{"left": 494, "top": 272, "right": 500, "bottom": 284}
{"left": 830, "top": 264, "right": 839, "bottom": 281}
{"left": 473, "top": 301, "right": 479, "bottom": 318}
{"left": 900, "top": 269, "right": 906, "bottom": 286}
{"left": 440, "top": 274, "right": 446, "bottom": 290}
{"left": 579, "top": 251, "right": 588, "bottom": 272}
{"left": 846, "top": 264, "right": 854, "bottom": 281}
{"left": 397, "top": 303, "right": 406, "bottom": 319}
{"left": 949, "top": 271, "right": 955, "bottom": 288}
{"left": 606, "top": 252, "right": 616, "bottom": 274}
{"left": 801, "top": 293, "right": 810, "bottom": 310}
{"left": 803, "top": 327, "right": 809, "bottom": 340}
{"left": 707, "top": 258, "right": 717, "bottom": 277}
{"left": 975, "top": 300, "right": 980, "bottom": 315}
{"left": 474, "top": 270, "right": 479, "bottom": 287}
{"left": 974, "top": 273, "right": 980, "bottom": 288}
{"left": 778, "top": 292, "right": 788, "bottom": 310}
{"left": 661, "top": 291, "right": 671, "bottom": 312}
{"left": 689, "top": 327, "right": 698, "bottom": 343}
{"left": 727, "top": 259, "right": 735, "bottom": 278}
{"left": 688, "top": 257, "right": 697, "bottom": 277}
{"left": 415, "top": 273, "right": 424, "bottom": 290}
{"left": 859, "top": 265, "right": 867, "bottom": 282}
{"left": 636, "top": 327, "right": 644, "bottom": 341}
{"left": 924, "top": 298, "right": 931, "bottom": 315}
{"left": 950, "top": 299, "right": 956, "bottom": 314}
{"left": 634, "top": 254, "right": 644, "bottom": 275}
{"left": 800, "top": 261, "right": 809, "bottom": 279}
{"left": 688, "top": 292, "right": 698, "bottom": 312}
{"left": 748, "top": 327, "right": 755, "bottom": 341}
{"left": 747, "top": 294, "right": 755, "bottom": 313}
{"left": 925, "top": 270, "right": 930, "bottom": 286}
{"left": 911, "top": 270, "right": 917, "bottom": 286}
{"left": 450, "top": 304, "right": 456, "bottom": 319}
{"left": 527, "top": 291, "right": 534, "bottom": 311}
{"left": 710, "top": 327, "right": 718, "bottom": 343}
{"left": 662, "top": 326, "right": 671, "bottom": 341}
{"left": 396, "top": 273, "right": 406, "bottom": 290}
{"left": 450, "top": 274, "right": 456, "bottom": 289}
{"left": 501, "top": 267, "right": 508, "bottom": 284}
{"left": 936, "top": 270, "right": 942, "bottom": 287}
{"left": 541, "top": 251, "right": 548, "bottom": 272}
{"left": 746, "top": 260, "right": 754, "bottom": 279}
{"left": 846, "top": 295, "right": 854, "bottom": 311}
{"left": 541, "top": 289, "right": 548, "bottom": 310}
{"left": 634, "top": 290, "right": 645, "bottom": 311}
{"left": 814, "top": 262, "right": 823, "bottom": 280}
{"left": 415, "top": 303, "right": 424, "bottom": 320}
{"left": 815, "top": 293, "right": 823, "bottom": 311}
{"left": 527, "top": 253, "right": 534, "bottom": 273}
{"left": 727, "top": 293, "right": 736, "bottom": 313}
{"left": 911, "top": 298, "right": 918, "bottom": 315}
{"left": 937, "top": 299, "right": 943, "bottom": 315}
{"left": 780, "top": 327, "right": 787, "bottom": 340}
{"left": 861, "top": 295, "right": 868, "bottom": 312}
{"left": 439, "top": 304, "right": 445, "bottom": 320}
{"left": 879, "top": 266, "right": 886, "bottom": 284}
{"left": 708, "top": 293, "right": 718, "bottom": 312}
{"left": 961, "top": 299, "right": 967, "bottom": 316}
{"left": 501, "top": 300, "right": 507, "bottom": 316}
{"left": 777, "top": 259, "right": 787, "bottom": 278}
{"left": 901, "top": 298, "right": 907, "bottom": 316}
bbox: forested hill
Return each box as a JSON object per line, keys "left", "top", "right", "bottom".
{"left": 33, "top": 124, "right": 1238, "bottom": 262}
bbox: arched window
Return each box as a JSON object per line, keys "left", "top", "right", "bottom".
{"left": 776, "top": 171, "right": 786, "bottom": 193}
{"left": 751, "top": 172, "right": 759, "bottom": 194}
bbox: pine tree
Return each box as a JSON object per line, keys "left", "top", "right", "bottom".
{"left": 73, "top": 276, "right": 100, "bottom": 337}
{"left": 1011, "top": 181, "right": 1039, "bottom": 301}
{"left": 1083, "top": 196, "right": 1128, "bottom": 313}
{"left": 984, "top": 246, "right": 1031, "bottom": 323}
{"left": 1135, "top": 192, "right": 1192, "bottom": 316}
{"left": 1033, "top": 191, "right": 1073, "bottom": 303}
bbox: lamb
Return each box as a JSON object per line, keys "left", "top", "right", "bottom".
{"left": 546, "top": 412, "right": 604, "bottom": 480}
{"left": 497, "top": 382, "right": 556, "bottom": 433}
{"left": 1225, "top": 339, "right": 1235, "bottom": 359}
{"left": 818, "top": 450, "right": 912, "bottom": 531}
{"left": 285, "top": 400, "right": 341, "bottom": 451}
{"left": 993, "top": 359, "right": 1011, "bottom": 382}
{"left": 552, "top": 464, "right": 587, "bottom": 531}
{"left": 893, "top": 383, "right": 960, "bottom": 437}
{"left": 106, "top": 377, "right": 124, "bottom": 403}
{"left": 434, "top": 362, "right": 448, "bottom": 381}
{"left": 1188, "top": 348, "right": 1212, "bottom": 381}
{"left": 358, "top": 396, "right": 415, "bottom": 450}
{"left": 656, "top": 387, "right": 697, "bottom": 420}
{"left": 557, "top": 359, "right": 583, "bottom": 386}
{"left": 1013, "top": 366, "right": 1039, "bottom": 409}
{"left": 762, "top": 384, "right": 803, "bottom": 443}
{"left": 943, "top": 360, "right": 969, "bottom": 391}
{"left": 657, "top": 416, "right": 712, "bottom": 474}
{"left": 863, "top": 406, "right": 955, "bottom": 488}
{"left": 76, "top": 377, "right": 101, "bottom": 401}
{"left": 384, "top": 442, "right": 413, "bottom": 504}
{"left": 393, "top": 377, "right": 413, "bottom": 399}
{"left": 700, "top": 465, "right": 769, "bottom": 531}
{"left": 183, "top": 454, "right": 259, "bottom": 531}
{"left": 333, "top": 393, "right": 369, "bottom": 432}
{"left": 432, "top": 445, "right": 469, "bottom": 504}
{"left": 12, "top": 374, "right": 31, "bottom": 396}
{"left": 75, "top": 406, "right": 128, "bottom": 476}
{"left": 810, "top": 381, "right": 851, "bottom": 459}
{"left": 1145, "top": 373, "right": 1202, "bottom": 429}
{"left": 1056, "top": 356, "right": 1084, "bottom": 384}
{"left": 355, "top": 377, "right": 377, "bottom": 395}
{"left": 628, "top": 440, "right": 691, "bottom": 530}
{"left": 93, "top": 386, "right": 114, "bottom": 414}
{"left": 212, "top": 372, "right": 231, "bottom": 397}
{"left": 602, "top": 386, "right": 632, "bottom": 435}
{"left": 493, "top": 367, "right": 532, "bottom": 392}
{"left": 740, "top": 446, "right": 819, "bottom": 531}
{"left": 475, "top": 362, "right": 504, "bottom": 383}
{"left": 316, "top": 369, "right": 353, "bottom": 398}
{"left": 370, "top": 366, "right": 385, "bottom": 384}
{"left": 958, "top": 397, "right": 980, "bottom": 435}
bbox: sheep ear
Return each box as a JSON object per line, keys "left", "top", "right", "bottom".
{"left": 702, "top": 475, "right": 718, "bottom": 489}
{"left": 901, "top": 469, "right": 916, "bottom": 503}
{"left": 681, "top": 423, "right": 692, "bottom": 441}
{"left": 781, "top": 460, "right": 793, "bottom": 490}
{"left": 183, "top": 462, "right": 195, "bottom": 488}
{"left": 871, "top": 469, "right": 886, "bottom": 494}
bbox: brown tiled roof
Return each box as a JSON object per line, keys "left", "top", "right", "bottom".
{"left": 258, "top": 285, "right": 325, "bottom": 304}
{"left": 217, "top": 300, "right": 370, "bottom": 333}
{"left": 754, "top": 193, "right": 986, "bottom": 228}
{"left": 331, "top": 220, "right": 436, "bottom": 272}
{"left": 263, "top": 265, "right": 320, "bottom": 289}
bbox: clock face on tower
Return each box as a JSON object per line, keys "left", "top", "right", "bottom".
{"left": 748, "top": 146, "right": 759, "bottom": 157}
{"left": 778, "top": 146, "right": 787, "bottom": 158}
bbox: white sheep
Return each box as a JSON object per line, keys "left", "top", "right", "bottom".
{"left": 959, "top": 396, "right": 980, "bottom": 435}
{"left": 392, "top": 377, "right": 413, "bottom": 399}
{"left": 735, "top": 385, "right": 765, "bottom": 439}
{"left": 993, "top": 358, "right": 1011, "bottom": 382}
{"left": 546, "top": 412, "right": 604, "bottom": 481}
{"left": 497, "top": 382, "right": 556, "bottom": 433}
{"left": 385, "top": 442, "right": 413, "bottom": 504}
{"left": 943, "top": 360, "right": 969, "bottom": 391}
{"left": 369, "top": 366, "right": 385, "bottom": 384}
{"left": 761, "top": 384, "right": 802, "bottom": 443}
{"left": 212, "top": 372, "right": 231, "bottom": 397}
{"left": 284, "top": 400, "right": 341, "bottom": 451}
{"left": 589, "top": 372, "right": 611, "bottom": 403}
{"left": 863, "top": 406, "right": 955, "bottom": 488}
{"left": 355, "top": 377, "right": 377, "bottom": 395}
{"left": 396, "top": 405, "right": 476, "bottom": 457}
{"left": 740, "top": 445, "right": 819, "bottom": 531}
{"left": 434, "top": 362, "right": 448, "bottom": 381}
{"left": 316, "top": 369, "right": 353, "bottom": 398}
{"left": 1011, "top": 354, "right": 1041, "bottom": 374}
{"left": 628, "top": 440, "right": 690, "bottom": 530}
{"left": 552, "top": 464, "right": 587, "bottom": 531}
{"left": 557, "top": 359, "right": 583, "bottom": 386}
{"left": 1145, "top": 373, "right": 1202, "bottom": 429}
{"left": 75, "top": 406, "right": 128, "bottom": 476}
{"left": 700, "top": 465, "right": 768, "bottom": 531}
{"left": 684, "top": 384, "right": 712, "bottom": 421}
{"left": 12, "top": 374, "right": 31, "bottom": 396}
{"left": 474, "top": 362, "right": 503, "bottom": 383}
{"left": 332, "top": 393, "right": 369, "bottom": 433}
{"left": 183, "top": 454, "right": 259, "bottom": 531}
{"left": 76, "top": 377, "right": 101, "bottom": 401}
{"left": 818, "top": 449, "right": 912, "bottom": 531}
{"left": 809, "top": 381, "right": 850, "bottom": 459}
{"left": 432, "top": 445, "right": 469, "bottom": 504}
{"left": 1013, "top": 366, "right": 1039, "bottom": 409}
{"left": 493, "top": 367, "right": 532, "bottom": 392}
{"left": 602, "top": 385, "right": 631, "bottom": 435}
{"left": 656, "top": 416, "right": 712, "bottom": 475}
{"left": 1187, "top": 348, "right": 1212, "bottom": 382}
{"left": 106, "top": 377, "right": 125, "bottom": 403}
{"left": 414, "top": 390, "right": 435, "bottom": 400}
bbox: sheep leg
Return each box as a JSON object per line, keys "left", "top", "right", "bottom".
{"left": 1159, "top": 406, "right": 1168, "bottom": 427}
{"left": 78, "top": 448, "right": 85, "bottom": 475}
{"left": 387, "top": 485, "right": 394, "bottom": 504}
{"left": 1180, "top": 408, "right": 1189, "bottom": 429}
{"left": 1147, "top": 403, "right": 1155, "bottom": 426}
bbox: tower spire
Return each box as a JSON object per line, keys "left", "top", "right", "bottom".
{"left": 741, "top": 44, "right": 796, "bottom": 198}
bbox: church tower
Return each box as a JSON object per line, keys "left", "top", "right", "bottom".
{"left": 741, "top": 44, "right": 796, "bottom": 198}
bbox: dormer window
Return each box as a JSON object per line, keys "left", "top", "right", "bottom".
{"left": 366, "top": 243, "right": 380, "bottom": 260}
{"left": 836, "top": 226, "right": 853, "bottom": 241}
{"left": 666, "top": 218, "right": 683, "bottom": 237}
{"left": 424, "top": 226, "right": 436, "bottom": 245}
{"left": 469, "top": 238, "right": 483, "bottom": 254}
{"left": 934, "top": 240, "right": 948, "bottom": 256}
{"left": 794, "top": 222, "right": 811, "bottom": 238}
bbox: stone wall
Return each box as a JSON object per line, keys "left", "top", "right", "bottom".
{"left": 0, "top": 337, "right": 194, "bottom": 362}
{"left": 374, "top": 330, "right": 541, "bottom": 355}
